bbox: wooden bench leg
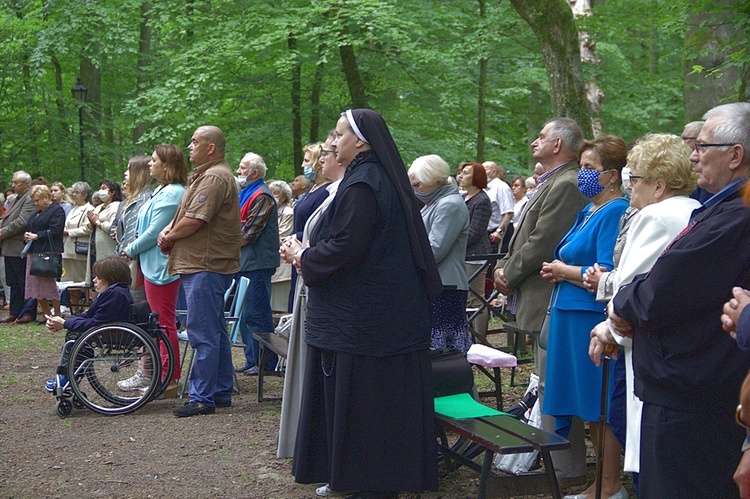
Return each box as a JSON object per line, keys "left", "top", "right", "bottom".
{"left": 539, "top": 450, "right": 562, "bottom": 499}
{"left": 257, "top": 341, "right": 267, "bottom": 402}
{"left": 478, "top": 449, "right": 494, "bottom": 499}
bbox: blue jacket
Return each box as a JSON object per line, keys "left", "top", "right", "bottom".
{"left": 64, "top": 282, "right": 134, "bottom": 332}
{"left": 124, "top": 184, "right": 186, "bottom": 285}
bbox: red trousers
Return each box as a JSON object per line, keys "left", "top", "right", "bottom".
{"left": 144, "top": 279, "right": 181, "bottom": 382}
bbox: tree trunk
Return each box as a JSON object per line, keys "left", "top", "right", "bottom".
{"left": 683, "top": 2, "right": 744, "bottom": 121}
{"left": 308, "top": 47, "right": 325, "bottom": 148}
{"left": 80, "top": 46, "right": 103, "bottom": 178}
{"left": 339, "top": 44, "right": 368, "bottom": 109}
{"left": 133, "top": 1, "right": 152, "bottom": 150}
{"left": 22, "top": 59, "right": 39, "bottom": 168}
{"left": 476, "top": 0, "right": 487, "bottom": 162}
{"left": 509, "top": 0, "right": 593, "bottom": 138}
{"left": 50, "top": 55, "right": 67, "bottom": 148}
{"left": 288, "top": 34, "right": 303, "bottom": 174}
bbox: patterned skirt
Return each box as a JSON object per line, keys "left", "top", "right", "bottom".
{"left": 430, "top": 288, "right": 472, "bottom": 354}
{"left": 25, "top": 254, "right": 61, "bottom": 301}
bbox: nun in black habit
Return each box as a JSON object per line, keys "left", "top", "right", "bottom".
{"left": 289, "top": 109, "right": 442, "bottom": 497}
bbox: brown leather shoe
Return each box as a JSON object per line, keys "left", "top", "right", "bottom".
{"left": 0, "top": 316, "right": 18, "bottom": 323}
{"left": 15, "top": 315, "right": 35, "bottom": 324}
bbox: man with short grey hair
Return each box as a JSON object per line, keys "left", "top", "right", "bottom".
{"left": 611, "top": 102, "right": 750, "bottom": 496}
{"left": 0, "top": 171, "right": 38, "bottom": 323}
{"left": 233, "top": 152, "right": 280, "bottom": 376}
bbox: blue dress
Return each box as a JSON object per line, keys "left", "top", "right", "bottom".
{"left": 542, "top": 198, "right": 629, "bottom": 430}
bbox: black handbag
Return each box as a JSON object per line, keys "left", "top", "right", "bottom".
{"left": 74, "top": 240, "right": 89, "bottom": 255}
{"left": 30, "top": 233, "right": 62, "bottom": 278}
{"left": 430, "top": 348, "right": 475, "bottom": 398}
{"left": 73, "top": 210, "right": 90, "bottom": 255}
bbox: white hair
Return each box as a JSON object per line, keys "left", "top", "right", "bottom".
{"left": 241, "top": 152, "right": 267, "bottom": 178}
{"left": 408, "top": 154, "right": 451, "bottom": 187}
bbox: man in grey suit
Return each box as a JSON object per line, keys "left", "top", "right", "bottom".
{"left": 494, "top": 117, "right": 588, "bottom": 487}
{"left": 0, "top": 171, "right": 39, "bottom": 323}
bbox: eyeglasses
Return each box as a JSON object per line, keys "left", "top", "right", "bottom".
{"left": 628, "top": 175, "right": 644, "bottom": 185}
{"left": 320, "top": 149, "right": 335, "bottom": 157}
{"left": 694, "top": 142, "right": 736, "bottom": 155}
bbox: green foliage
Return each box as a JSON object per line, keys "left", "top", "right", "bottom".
{"left": 0, "top": 0, "right": 731, "bottom": 188}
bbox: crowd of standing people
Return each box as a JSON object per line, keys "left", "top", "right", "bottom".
{"left": 5, "top": 101, "right": 750, "bottom": 498}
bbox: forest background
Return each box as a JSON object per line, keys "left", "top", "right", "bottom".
{"left": 1, "top": 0, "right": 748, "bottom": 187}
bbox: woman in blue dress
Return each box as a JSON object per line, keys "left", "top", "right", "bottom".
{"left": 540, "top": 135, "right": 629, "bottom": 499}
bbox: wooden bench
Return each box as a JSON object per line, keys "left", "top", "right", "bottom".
{"left": 252, "top": 332, "right": 289, "bottom": 402}
{"left": 436, "top": 413, "right": 569, "bottom": 498}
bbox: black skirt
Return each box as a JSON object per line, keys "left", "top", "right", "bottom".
{"left": 292, "top": 345, "right": 438, "bottom": 494}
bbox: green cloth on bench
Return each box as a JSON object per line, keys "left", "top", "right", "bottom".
{"left": 434, "top": 393, "right": 510, "bottom": 419}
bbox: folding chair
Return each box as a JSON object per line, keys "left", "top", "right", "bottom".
{"left": 177, "top": 278, "right": 241, "bottom": 398}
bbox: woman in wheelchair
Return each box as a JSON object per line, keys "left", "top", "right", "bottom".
{"left": 45, "top": 256, "right": 133, "bottom": 392}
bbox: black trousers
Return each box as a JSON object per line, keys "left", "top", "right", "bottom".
{"left": 639, "top": 401, "right": 743, "bottom": 498}
{"left": 4, "top": 256, "right": 26, "bottom": 318}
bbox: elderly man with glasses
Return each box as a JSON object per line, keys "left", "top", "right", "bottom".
{"left": 610, "top": 102, "right": 750, "bottom": 497}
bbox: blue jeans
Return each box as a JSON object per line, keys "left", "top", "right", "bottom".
{"left": 182, "top": 271, "right": 234, "bottom": 406}
{"left": 237, "top": 268, "right": 277, "bottom": 369}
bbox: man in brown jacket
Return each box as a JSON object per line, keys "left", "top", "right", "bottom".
{"left": 494, "top": 117, "right": 588, "bottom": 487}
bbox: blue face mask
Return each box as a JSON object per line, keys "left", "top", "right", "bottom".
{"left": 303, "top": 164, "right": 316, "bottom": 180}
{"left": 577, "top": 168, "right": 606, "bottom": 198}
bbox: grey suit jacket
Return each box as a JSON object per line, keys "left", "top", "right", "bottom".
{"left": 0, "top": 190, "right": 39, "bottom": 257}
{"left": 497, "top": 161, "right": 587, "bottom": 332}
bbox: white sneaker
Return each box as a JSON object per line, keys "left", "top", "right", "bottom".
{"left": 116, "top": 370, "right": 151, "bottom": 391}
{"left": 315, "top": 484, "right": 358, "bottom": 497}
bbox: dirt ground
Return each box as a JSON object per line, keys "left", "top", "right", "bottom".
{"left": 0, "top": 316, "right": 596, "bottom": 498}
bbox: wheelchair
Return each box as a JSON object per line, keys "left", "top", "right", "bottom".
{"left": 50, "top": 302, "right": 175, "bottom": 417}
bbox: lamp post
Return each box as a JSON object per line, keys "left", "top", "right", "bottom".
{"left": 71, "top": 77, "right": 88, "bottom": 181}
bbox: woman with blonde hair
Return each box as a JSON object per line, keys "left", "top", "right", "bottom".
{"left": 588, "top": 134, "right": 700, "bottom": 493}
{"left": 115, "top": 156, "right": 154, "bottom": 297}
{"left": 24, "top": 185, "right": 66, "bottom": 321}
{"left": 286, "top": 142, "right": 329, "bottom": 312}
{"left": 51, "top": 182, "right": 73, "bottom": 216}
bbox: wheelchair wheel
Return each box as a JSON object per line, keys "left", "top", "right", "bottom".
{"left": 67, "top": 322, "right": 161, "bottom": 415}
{"left": 148, "top": 327, "right": 175, "bottom": 401}
{"left": 56, "top": 399, "right": 73, "bottom": 418}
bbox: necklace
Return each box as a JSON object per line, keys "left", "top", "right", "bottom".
{"left": 321, "top": 351, "right": 336, "bottom": 377}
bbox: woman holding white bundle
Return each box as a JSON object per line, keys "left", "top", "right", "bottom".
{"left": 588, "top": 133, "right": 699, "bottom": 489}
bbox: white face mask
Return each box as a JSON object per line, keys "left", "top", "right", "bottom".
{"left": 236, "top": 175, "right": 248, "bottom": 188}
{"left": 97, "top": 189, "right": 111, "bottom": 202}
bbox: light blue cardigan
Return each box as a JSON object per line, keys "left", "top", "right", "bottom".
{"left": 124, "top": 183, "right": 186, "bottom": 285}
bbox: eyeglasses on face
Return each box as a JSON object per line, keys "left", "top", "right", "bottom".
{"left": 320, "top": 149, "right": 335, "bottom": 157}
{"left": 628, "top": 174, "right": 644, "bottom": 185}
{"left": 694, "top": 142, "right": 736, "bottom": 155}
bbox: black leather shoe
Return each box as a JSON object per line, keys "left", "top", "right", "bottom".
{"left": 215, "top": 399, "right": 232, "bottom": 408}
{"left": 234, "top": 363, "right": 255, "bottom": 373}
{"left": 173, "top": 401, "right": 215, "bottom": 417}
{"left": 0, "top": 316, "right": 18, "bottom": 323}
